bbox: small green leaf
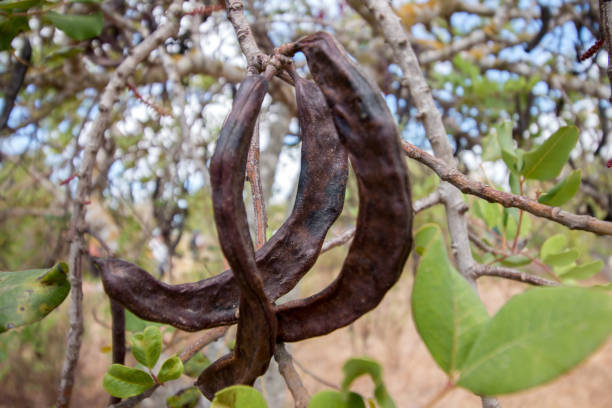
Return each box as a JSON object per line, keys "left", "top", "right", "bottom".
{"left": 457, "top": 287, "right": 612, "bottom": 395}
{"left": 131, "top": 326, "right": 162, "bottom": 369}
{"left": 308, "top": 390, "right": 366, "bottom": 408}
{"left": 102, "top": 364, "right": 155, "bottom": 398}
{"left": 538, "top": 170, "right": 581, "bottom": 207}
{"left": 412, "top": 225, "right": 490, "bottom": 376}
{"left": 45, "top": 11, "right": 103, "bottom": 41}
{"left": 540, "top": 234, "right": 567, "bottom": 260}
{"left": 157, "top": 355, "right": 183, "bottom": 383}
{"left": 184, "top": 352, "right": 210, "bottom": 378}
{"left": 124, "top": 309, "right": 161, "bottom": 332}
{"left": 0, "top": 263, "right": 70, "bottom": 333}
{"left": 560, "top": 260, "right": 604, "bottom": 281}
{"left": 543, "top": 249, "right": 579, "bottom": 267}
{"left": 166, "top": 386, "right": 202, "bottom": 408}
{"left": 341, "top": 358, "right": 395, "bottom": 408}
{"left": 521, "top": 126, "right": 578, "bottom": 180}
{"left": 0, "top": 0, "right": 41, "bottom": 10}
{"left": 499, "top": 255, "right": 532, "bottom": 267}
{"left": 211, "top": 385, "right": 268, "bottom": 408}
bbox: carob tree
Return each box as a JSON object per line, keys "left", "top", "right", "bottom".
{"left": 96, "top": 30, "right": 413, "bottom": 400}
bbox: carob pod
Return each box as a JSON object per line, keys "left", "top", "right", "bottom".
{"left": 98, "top": 77, "right": 347, "bottom": 331}
{"left": 275, "top": 31, "right": 413, "bottom": 342}
{"left": 195, "top": 74, "right": 276, "bottom": 399}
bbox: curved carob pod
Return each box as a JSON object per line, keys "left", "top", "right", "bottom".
{"left": 99, "top": 76, "right": 347, "bottom": 332}
{"left": 195, "top": 74, "right": 276, "bottom": 399}
{"left": 275, "top": 31, "right": 413, "bottom": 342}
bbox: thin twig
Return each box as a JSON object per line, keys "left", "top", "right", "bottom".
{"left": 401, "top": 141, "right": 612, "bottom": 236}
{"left": 55, "top": 4, "right": 183, "bottom": 407}
{"left": 292, "top": 357, "right": 339, "bottom": 390}
{"left": 472, "top": 264, "right": 559, "bottom": 286}
{"left": 274, "top": 343, "right": 309, "bottom": 408}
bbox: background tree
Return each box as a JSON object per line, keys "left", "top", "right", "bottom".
{"left": 0, "top": 0, "right": 611, "bottom": 407}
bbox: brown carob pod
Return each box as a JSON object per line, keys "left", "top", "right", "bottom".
{"left": 196, "top": 74, "right": 276, "bottom": 399}
{"left": 98, "top": 74, "right": 347, "bottom": 331}
{"left": 275, "top": 31, "right": 413, "bottom": 342}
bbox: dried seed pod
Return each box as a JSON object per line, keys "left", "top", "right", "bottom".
{"left": 99, "top": 84, "right": 347, "bottom": 331}
{"left": 275, "top": 31, "right": 413, "bottom": 342}
{"left": 196, "top": 74, "right": 276, "bottom": 399}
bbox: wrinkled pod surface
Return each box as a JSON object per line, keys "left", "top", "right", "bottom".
{"left": 98, "top": 80, "right": 347, "bottom": 331}
{"left": 196, "top": 75, "right": 276, "bottom": 399}
{"left": 275, "top": 31, "right": 413, "bottom": 342}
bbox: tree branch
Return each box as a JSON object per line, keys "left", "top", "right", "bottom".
{"left": 472, "top": 264, "right": 559, "bottom": 287}
{"left": 55, "top": 4, "right": 183, "bottom": 407}
{"left": 402, "top": 141, "right": 612, "bottom": 236}
{"left": 274, "top": 343, "right": 309, "bottom": 408}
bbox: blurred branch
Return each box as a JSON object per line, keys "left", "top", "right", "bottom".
{"left": 274, "top": 343, "right": 309, "bottom": 408}
{"left": 55, "top": 4, "right": 183, "bottom": 407}
{"left": 472, "top": 264, "right": 559, "bottom": 287}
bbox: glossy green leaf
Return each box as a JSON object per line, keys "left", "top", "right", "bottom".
{"left": 157, "top": 355, "right": 183, "bottom": 383}
{"left": 341, "top": 358, "right": 395, "bottom": 408}
{"left": 543, "top": 249, "right": 579, "bottom": 267}
{"left": 45, "top": 11, "right": 103, "bottom": 41}
{"left": 521, "top": 126, "right": 578, "bottom": 180}
{"left": 0, "top": 16, "right": 29, "bottom": 50}
{"left": 540, "top": 234, "right": 567, "bottom": 260}
{"left": 308, "top": 390, "right": 366, "bottom": 408}
{"left": 499, "top": 255, "right": 531, "bottom": 267}
{"left": 211, "top": 385, "right": 268, "bottom": 408}
{"left": 131, "top": 326, "right": 162, "bottom": 369}
{"left": 412, "top": 224, "right": 490, "bottom": 376}
{"left": 560, "top": 260, "right": 604, "bottom": 281}
{"left": 124, "top": 309, "right": 161, "bottom": 332}
{"left": 0, "top": 263, "right": 70, "bottom": 333}
{"left": 102, "top": 364, "right": 155, "bottom": 398}
{"left": 184, "top": 351, "right": 210, "bottom": 377}
{"left": 538, "top": 170, "right": 581, "bottom": 206}
{"left": 0, "top": 0, "right": 41, "bottom": 10}
{"left": 166, "top": 386, "right": 202, "bottom": 408}
{"left": 457, "top": 287, "right": 612, "bottom": 395}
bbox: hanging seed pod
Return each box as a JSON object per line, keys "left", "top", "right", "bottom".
{"left": 196, "top": 74, "right": 277, "bottom": 399}
{"left": 98, "top": 81, "right": 347, "bottom": 331}
{"left": 275, "top": 31, "right": 413, "bottom": 342}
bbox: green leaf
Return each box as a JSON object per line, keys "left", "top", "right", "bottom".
{"left": 540, "top": 234, "right": 567, "bottom": 260}
{"left": 211, "top": 385, "right": 268, "bottom": 408}
{"left": 184, "top": 352, "right": 210, "bottom": 378}
{"left": 166, "top": 386, "right": 202, "bottom": 408}
{"left": 157, "top": 355, "right": 183, "bottom": 383}
{"left": 543, "top": 249, "right": 579, "bottom": 267}
{"left": 308, "top": 390, "right": 366, "bottom": 408}
{"left": 124, "top": 309, "right": 161, "bottom": 332}
{"left": 45, "top": 11, "right": 103, "bottom": 41}
{"left": 457, "top": 287, "right": 612, "bottom": 395}
{"left": 509, "top": 172, "right": 520, "bottom": 195}
{"left": 521, "top": 126, "right": 578, "bottom": 180}
{"left": 131, "top": 326, "right": 162, "bottom": 369}
{"left": 0, "top": 263, "right": 70, "bottom": 333}
{"left": 538, "top": 170, "right": 581, "bottom": 206}
{"left": 0, "top": 16, "right": 29, "bottom": 51}
{"left": 341, "top": 358, "right": 395, "bottom": 408}
{"left": 102, "top": 364, "right": 155, "bottom": 398}
{"left": 560, "top": 260, "right": 604, "bottom": 281}
{"left": 499, "top": 255, "right": 531, "bottom": 267}
{"left": 412, "top": 224, "right": 490, "bottom": 376}
{"left": 474, "top": 200, "right": 501, "bottom": 230}
{"left": 0, "top": 0, "right": 41, "bottom": 11}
